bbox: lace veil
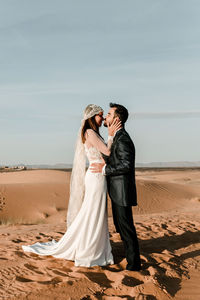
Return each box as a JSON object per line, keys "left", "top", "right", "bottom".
{"left": 66, "top": 104, "right": 103, "bottom": 227}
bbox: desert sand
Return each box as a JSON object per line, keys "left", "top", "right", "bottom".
{"left": 0, "top": 169, "right": 200, "bottom": 299}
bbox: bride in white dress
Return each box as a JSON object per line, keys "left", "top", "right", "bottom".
{"left": 22, "top": 104, "right": 121, "bottom": 267}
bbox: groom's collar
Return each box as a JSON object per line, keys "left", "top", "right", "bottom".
{"left": 113, "top": 127, "right": 124, "bottom": 138}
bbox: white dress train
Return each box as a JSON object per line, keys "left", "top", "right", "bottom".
{"left": 22, "top": 131, "right": 114, "bottom": 267}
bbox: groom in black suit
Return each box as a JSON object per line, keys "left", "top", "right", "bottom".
{"left": 91, "top": 103, "right": 141, "bottom": 271}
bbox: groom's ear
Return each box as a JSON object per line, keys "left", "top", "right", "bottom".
{"left": 114, "top": 116, "right": 120, "bottom": 122}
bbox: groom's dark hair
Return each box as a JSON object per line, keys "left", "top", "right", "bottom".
{"left": 110, "top": 103, "right": 129, "bottom": 124}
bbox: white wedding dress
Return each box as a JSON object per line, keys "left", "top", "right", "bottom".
{"left": 22, "top": 129, "right": 114, "bottom": 267}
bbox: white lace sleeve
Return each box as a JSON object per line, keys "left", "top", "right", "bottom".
{"left": 107, "top": 135, "right": 114, "bottom": 150}
{"left": 85, "top": 129, "right": 113, "bottom": 156}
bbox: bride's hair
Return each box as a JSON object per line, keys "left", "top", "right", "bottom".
{"left": 81, "top": 116, "right": 100, "bottom": 143}
{"left": 67, "top": 104, "right": 103, "bottom": 227}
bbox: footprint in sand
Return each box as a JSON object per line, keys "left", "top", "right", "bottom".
{"left": 39, "top": 232, "right": 48, "bottom": 237}
{"left": 16, "top": 274, "right": 61, "bottom": 284}
{"left": 16, "top": 276, "right": 33, "bottom": 283}
{"left": 122, "top": 275, "right": 143, "bottom": 287}
{"left": 56, "top": 207, "right": 66, "bottom": 212}
{"left": 0, "top": 257, "right": 9, "bottom": 260}
{"left": 83, "top": 271, "right": 113, "bottom": 288}
{"left": 12, "top": 264, "right": 62, "bottom": 285}
{"left": 12, "top": 238, "right": 26, "bottom": 244}
{"left": 14, "top": 250, "right": 29, "bottom": 258}
{"left": 51, "top": 269, "right": 70, "bottom": 277}
{"left": 56, "top": 231, "right": 65, "bottom": 235}
{"left": 24, "top": 263, "right": 45, "bottom": 275}
{"left": 58, "top": 266, "right": 72, "bottom": 273}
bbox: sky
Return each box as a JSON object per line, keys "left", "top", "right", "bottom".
{"left": 1, "top": 0, "right": 200, "bottom": 165}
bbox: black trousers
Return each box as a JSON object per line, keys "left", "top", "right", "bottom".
{"left": 111, "top": 201, "right": 141, "bottom": 269}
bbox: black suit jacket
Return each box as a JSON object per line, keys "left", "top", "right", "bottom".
{"left": 103, "top": 128, "right": 137, "bottom": 207}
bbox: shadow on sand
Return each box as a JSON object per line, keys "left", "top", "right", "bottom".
{"left": 110, "top": 230, "right": 200, "bottom": 297}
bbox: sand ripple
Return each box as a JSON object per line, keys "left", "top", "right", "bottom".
{"left": 0, "top": 169, "right": 200, "bottom": 299}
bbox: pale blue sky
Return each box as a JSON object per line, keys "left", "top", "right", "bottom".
{"left": 1, "top": 0, "right": 200, "bottom": 165}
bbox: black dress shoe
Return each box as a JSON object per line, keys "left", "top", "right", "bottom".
{"left": 126, "top": 264, "right": 141, "bottom": 271}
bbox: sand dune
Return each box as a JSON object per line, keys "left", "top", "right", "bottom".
{"left": 0, "top": 170, "right": 70, "bottom": 225}
{"left": 0, "top": 169, "right": 200, "bottom": 299}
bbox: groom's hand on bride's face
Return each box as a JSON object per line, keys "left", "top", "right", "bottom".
{"left": 90, "top": 163, "right": 105, "bottom": 173}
